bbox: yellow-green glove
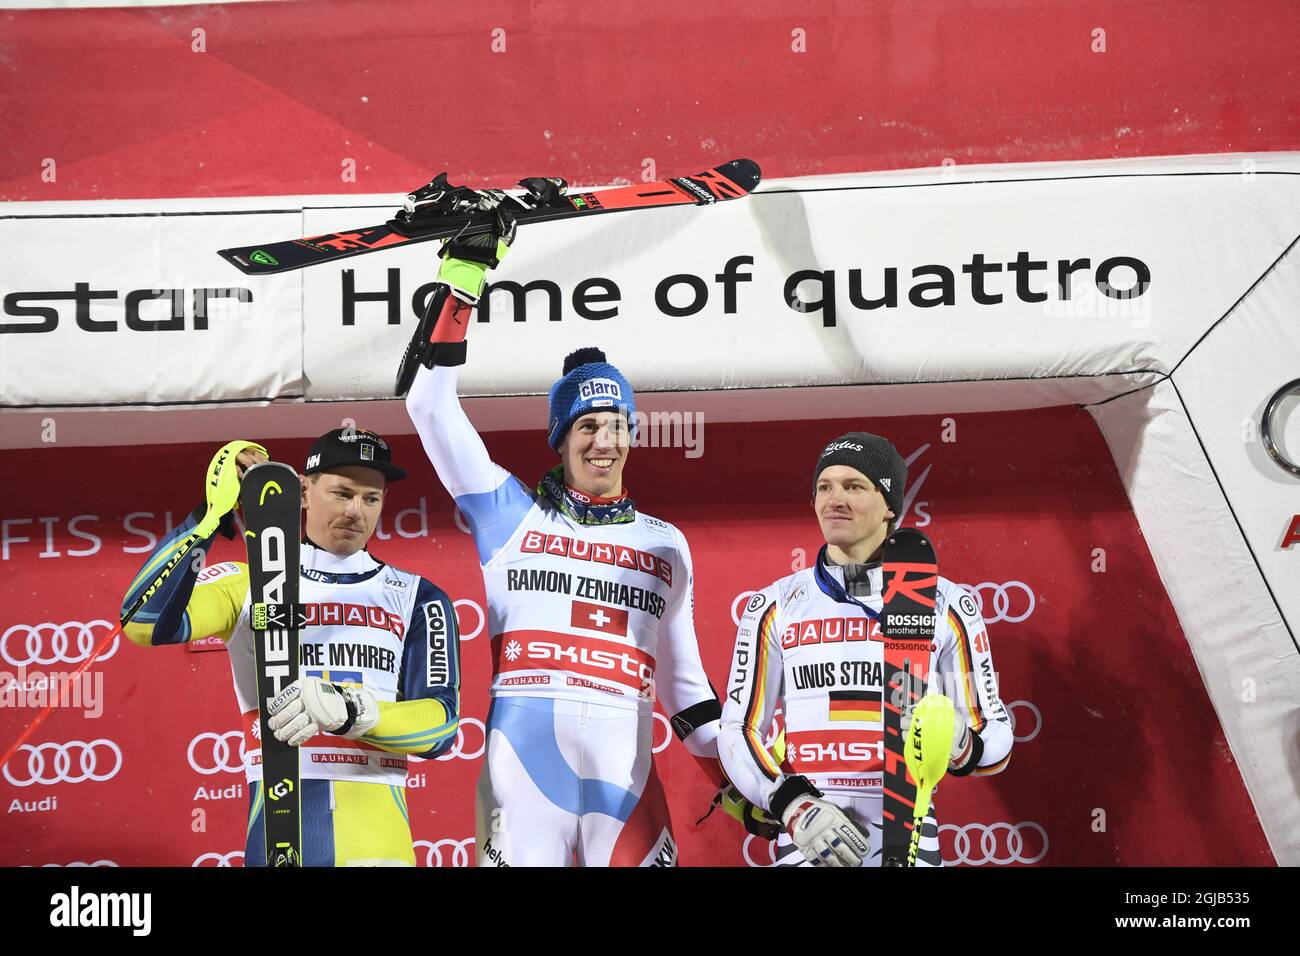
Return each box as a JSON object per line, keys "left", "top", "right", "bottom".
{"left": 720, "top": 784, "right": 782, "bottom": 841}
{"left": 394, "top": 203, "right": 516, "bottom": 396}
{"left": 437, "top": 194, "right": 518, "bottom": 303}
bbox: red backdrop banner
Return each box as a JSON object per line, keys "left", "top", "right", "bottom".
{"left": 0, "top": 408, "right": 1274, "bottom": 866}
{"left": 4, "top": 0, "right": 1298, "bottom": 201}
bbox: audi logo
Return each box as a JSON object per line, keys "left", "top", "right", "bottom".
{"left": 940, "top": 821, "right": 1048, "bottom": 866}
{"left": 187, "top": 731, "right": 248, "bottom": 775}
{"left": 742, "top": 832, "right": 778, "bottom": 868}
{"left": 957, "top": 582, "right": 1035, "bottom": 624}
{"left": 1261, "top": 377, "right": 1300, "bottom": 478}
{"left": 29, "top": 860, "right": 119, "bottom": 868}
{"left": 414, "top": 837, "right": 474, "bottom": 867}
{"left": 192, "top": 851, "right": 244, "bottom": 867}
{"left": 652, "top": 712, "right": 671, "bottom": 754}
{"left": 3, "top": 739, "right": 123, "bottom": 787}
{"left": 454, "top": 599, "right": 484, "bottom": 641}
{"left": 1007, "top": 700, "right": 1042, "bottom": 743}
{"left": 731, "top": 591, "right": 759, "bottom": 626}
{"left": 1, "top": 622, "right": 120, "bottom": 667}
{"left": 431, "top": 717, "right": 485, "bottom": 762}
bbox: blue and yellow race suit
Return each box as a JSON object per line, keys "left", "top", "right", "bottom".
{"left": 122, "top": 513, "right": 460, "bottom": 866}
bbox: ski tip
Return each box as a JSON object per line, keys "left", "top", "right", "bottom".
{"left": 217, "top": 247, "right": 286, "bottom": 275}
{"left": 719, "top": 158, "right": 762, "bottom": 189}
{"left": 217, "top": 248, "right": 258, "bottom": 275}
{"left": 888, "top": 528, "right": 933, "bottom": 548}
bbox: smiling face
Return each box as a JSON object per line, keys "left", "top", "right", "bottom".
{"left": 301, "top": 466, "right": 387, "bottom": 557}
{"left": 559, "top": 411, "right": 630, "bottom": 498}
{"left": 813, "top": 464, "right": 895, "bottom": 563}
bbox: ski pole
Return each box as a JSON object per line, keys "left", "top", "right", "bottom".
{"left": 1, "top": 440, "right": 263, "bottom": 773}
{"left": 0, "top": 622, "right": 125, "bottom": 774}
{"left": 0, "top": 529, "right": 210, "bottom": 774}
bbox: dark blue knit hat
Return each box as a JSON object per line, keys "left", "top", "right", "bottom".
{"left": 547, "top": 348, "right": 637, "bottom": 451}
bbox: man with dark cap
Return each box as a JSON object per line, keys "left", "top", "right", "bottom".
{"left": 120, "top": 428, "right": 462, "bottom": 866}
{"left": 398, "top": 214, "right": 759, "bottom": 866}
{"left": 718, "top": 432, "right": 1014, "bottom": 866}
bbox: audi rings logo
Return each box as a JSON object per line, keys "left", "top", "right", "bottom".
{"left": 1, "top": 621, "right": 120, "bottom": 667}
{"left": 742, "top": 833, "right": 778, "bottom": 868}
{"left": 957, "top": 582, "right": 1035, "bottom": 624}
{"left": 415, "top": 837, "right": 474, "bottom": 867}
{"left": 192, "top": 851, "right": 244, "bottom": 867}
{"left": 3, "top": 739, "right": 122, "bottom": 787}
{"left": 187, "top": 731, "right": 247, "bottom": 775}
{"left": 652, "top": 712, "right": 672, "bottom": 754}
{"left": 731, "top": 591, "right": 759, "bottom": 626}
{"left": 32, "top": 860, "right": 119, "bottom": 868}
{"left": 1261, "top": 377, "right": 1300, "bottom": 478}
{"left": 940, "top": 821, "right": 1048, "bottom": 865}
{"left": 1007, "top": 700, "right": 1043, "bottom": 743}
{"left": 433, "top": 717, "right": 485, "bottom": 761}
{"left": 454, "top": 599, "right": 484, "bottom": 641}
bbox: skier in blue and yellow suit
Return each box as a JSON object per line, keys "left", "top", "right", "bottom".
{"left": 121, "top": 429, "right": 460, "bottom": 866}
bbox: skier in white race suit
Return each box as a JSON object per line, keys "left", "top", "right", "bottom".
{"left": 396, "top": 203, "right": 763, "bottom": 866}
{"left": 719, "top": 433, "right": 1014, "bottom": 866}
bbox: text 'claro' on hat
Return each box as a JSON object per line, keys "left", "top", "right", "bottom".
{"left": 546, "top": 347, "right": 637, "bottom": 451}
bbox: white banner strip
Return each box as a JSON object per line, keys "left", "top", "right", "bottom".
{"left": 2, "top": 153, "right": 1297, "bottom": 411}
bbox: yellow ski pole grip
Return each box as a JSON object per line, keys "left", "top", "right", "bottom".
{"left": 905, "top": 692, "right": 955, "bottom": 866}
{"left": 197, "top": 440, "right": 269, "bottom": 536}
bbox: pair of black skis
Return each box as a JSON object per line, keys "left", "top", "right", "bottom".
{"left": 217, "top": 159, "right": 761, "bottom": 275}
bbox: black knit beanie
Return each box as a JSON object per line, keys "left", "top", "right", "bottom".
{"left": 812, "top": 432, "right": 907, "bottom": 518}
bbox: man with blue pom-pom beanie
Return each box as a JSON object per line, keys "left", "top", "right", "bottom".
{"left": 398, "top": 202, "right": 770, "bottom": 866}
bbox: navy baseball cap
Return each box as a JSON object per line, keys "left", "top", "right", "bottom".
{"left": 304, "top": 427, "right": 406, "bottom": 482}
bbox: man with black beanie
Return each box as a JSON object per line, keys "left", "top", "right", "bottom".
{"left": 718, "top": 431, "right": 1015, "bottom": 866}
{"left": 809, "top": 432, "right": 909, "bottom": 563}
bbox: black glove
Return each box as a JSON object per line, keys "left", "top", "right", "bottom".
{"left": 697, "top": 784, "right": 782, "bottom": 841}
{"left": 440, "top": 200, "right": 518, "bottom": 268}
{"left": 394, "top": 189, "right": 524, "bottom": 397}
{"left": 190, "top": 501, "right": 235, "bottom": 540}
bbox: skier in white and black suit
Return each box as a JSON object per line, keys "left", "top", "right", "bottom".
{"left": 718, "top": 433, "right": 1014, "bottom": 866}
